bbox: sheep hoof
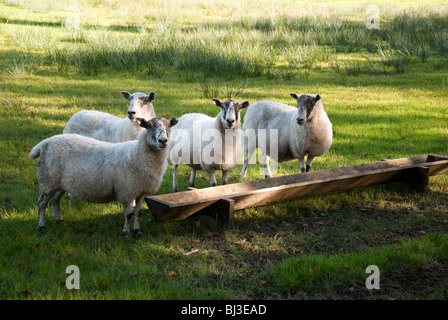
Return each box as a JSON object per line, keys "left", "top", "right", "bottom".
{"left": 122, "top": 231, "right": 131, "bottom": 238}
{"left": 133, "top": 229, "right": 143, "bottom": 239}
{"left": 56, "top": 219, "right": 64, "bottom": 225}
{"left": 37, "top": 226, "right": 47, "bottom": 233}
{"left": 172, "top": 187, "right": 178, "bottom": 193}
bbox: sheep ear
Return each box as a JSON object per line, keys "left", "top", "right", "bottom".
{"left": 169, "top": 117, "right": 178, "bottom": 127}
{"left": 239, "top": 101, "right": 250, "bottom": 109}
{"left": 211, "top": 98, "right": 223, "bottom": 108}
{"left": 121, "top": 91, "right": 131, "bottom": 101}
{"left": 136, "top": 118, "right": 149, "bottom": 128}
{"left": 290, "top": 93, "right": 299, "bottom": 100}
{"left": 315, "top": 94, "right": 321, "bottom": 102}
{"left": 148, "top": 91, "right": 156, "bottom": 102}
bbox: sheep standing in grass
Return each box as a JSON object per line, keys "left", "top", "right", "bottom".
{"left": 29, "top": 116, "right": 178, "bottom": 237}
{"left": 240, "top": 94, "right": 332, "bottom": 178}
{"left": 169, "top": 98, "right": 249, "bottom": 192}
{"left": 63, "top": 91, "right": 156, "bottom": 143}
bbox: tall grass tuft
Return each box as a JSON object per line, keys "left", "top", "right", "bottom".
{"left": 2, "top": 52, "right": 39, "bottom": 77}
{"left": 197, "top": 80, "right": 248, "bottom": 99}
{"left": 376, "top": 45, "right": 410, "bottom": 74}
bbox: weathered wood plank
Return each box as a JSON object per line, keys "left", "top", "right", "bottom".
{"left": 147, "top": 154, "right": 448, "bottom": 223}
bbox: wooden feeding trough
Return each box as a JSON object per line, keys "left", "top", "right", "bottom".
{"left": 146, "top": 154, "right": 448, "bottom": 227}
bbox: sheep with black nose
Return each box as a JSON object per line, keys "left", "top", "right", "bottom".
{"left": 240, "top": 93, "right": 332, "bottom": 178}
{"left": 63, "top": 91, "right": 156, "bottom": 143}
{"left": 29, "top": 116, "right": 178, "bottom": 237}
{"left": 169, "top": 98, "right": 250, "bottom": 192}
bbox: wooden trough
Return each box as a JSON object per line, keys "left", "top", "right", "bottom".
{"left": 146, "top": 154, "right": 448, "bottom": 227}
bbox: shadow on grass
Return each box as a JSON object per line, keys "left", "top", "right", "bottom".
{"left": 0, "top": 16, "right": 152, "bottom": 34}
{"left": 0, "top": 17, "right": 62, "bottom": 27}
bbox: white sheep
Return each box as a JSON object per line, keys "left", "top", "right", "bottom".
{"left": 63, "top": 91, "right": 156, "bottom": 143}
{"left": 169, "top": 98, "right": 249, "bottom": 192}
{"left": 29, "top": 116, "right": 178, "bottom": 237}
{"left": 240, "top": 93, "right": 332, "bottom": 178}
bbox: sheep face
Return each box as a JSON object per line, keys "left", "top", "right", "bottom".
{"left": 121, "top": 91, "right": 156, "bottom": 122}
{"left": 290, "top": 93, "right": 321, "bottom": 126}
{"left": 137, "top": 117, "right": 178, "bottom": 149}
{"left": 211, "top": 98, "right": 250, "bottom": 129}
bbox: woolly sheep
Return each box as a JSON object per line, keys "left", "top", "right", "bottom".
{"left": 240, "top": 93, "right": 332, "bottom": 178}
{"left": 63, "top": 91, "right": 156, "bottom": 143}
{"left": 29, "top": 116, "right": 178, "bottom": 237}
{"left": 169, "top": 98, "right": 249, "bottom": 192}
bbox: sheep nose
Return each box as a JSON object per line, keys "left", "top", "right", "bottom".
{"left": 297, "top": 118, "right": 305, "bottom": 125}
{"left": 128, "top": 111, "right": 136, "bottom": 116}
{"left": 226, "top": 119, "right": 235, "bottom": 126}
{"left": 158, "top": 138, "right": 167, "bottom": 144}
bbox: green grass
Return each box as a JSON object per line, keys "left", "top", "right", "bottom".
{"left": 1, "top": 0, "right": 448, "bottom": 300}
{"left": 274, "top": 234, "right": 448, "bottom": 297}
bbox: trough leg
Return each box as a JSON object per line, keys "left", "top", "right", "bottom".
{"left": 192, "top": 198, "right": 235, "bottom": 228}
{"left": 403, "top": 166, "right": 429, "bottom": 193}
{"left": 215, "top": 198, "right": 235, "bottom": 228}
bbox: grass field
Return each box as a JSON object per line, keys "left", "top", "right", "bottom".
{"left": 1, "top": 0, "right": 448, "bottom": 300}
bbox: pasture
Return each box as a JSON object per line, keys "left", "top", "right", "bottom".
{"left": 0, "top": 0, "right": 448, "bottom": 300}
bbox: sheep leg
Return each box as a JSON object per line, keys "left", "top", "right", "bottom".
{"left": 189, "top": 168, "right": 197, "bottom": 188}
{"left": 262, "top": 152, "right": 272, "bottom": 179}
{"left": 240, "top": 137, "right": 255, "bottom": 178}
{"left": 52, "top": 190, "right": 64, "bottom": 224}
{"left": 37, "top": 193, "right": 51, "bottom": 232}
{"left": 133, "top": 197, "right": 144, "bottom": 237}
{"left": 172, "top": 164, "right": 178, "bottom": 192}
{"left": 306, "top": 156, "right": 315, "bottom": 172}
{"left": 208, "top": 170, "right": 217, "bottom": 187}
{"left": 221, "top": 170, "right": 229, "bottom": 185}
{"left": 240, "top": 162, "right": 248, "bottom": 178}
{"left": 298, "top": 157, "right": 306, "bottom": 173}
{"left": 122, "top": 202, "right": 133, "bottom": 237}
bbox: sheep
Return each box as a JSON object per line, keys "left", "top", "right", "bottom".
{"left": 29, "top": 116, "right": 178, "bottom": 237}
{"left": 63, "top": 91, "right": 156, "bottom": 143}
{"left": 240, "top": 93, "right": 332, "bottom": 178}
{"left": 169, "top": 98, "right": 249, "bottom": 192}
